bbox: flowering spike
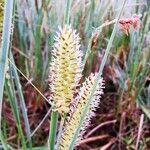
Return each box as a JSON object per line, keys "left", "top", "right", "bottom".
{"left": 0, "top": 0, "right": 4, "bottom": 44}
{"left": 49, "top": 25, "right": 83, "bottom": 114}
{"left": 60, "top": 73, "right": 104, "bottom": 149}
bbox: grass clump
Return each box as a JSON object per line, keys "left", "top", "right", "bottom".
{"left": 0, "top": 0, "right": 149, "bottom": 149}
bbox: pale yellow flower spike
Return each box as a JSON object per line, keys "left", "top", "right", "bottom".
{"left": 0, "top": 0, "right": 4, "bottom": 44}
{"left": 60, "top": 73, "right": 104, "bottom": 150}
{"left": 49, "top": 25, "right": 83, "bottom": 115}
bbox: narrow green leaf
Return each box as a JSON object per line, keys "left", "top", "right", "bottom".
{"left": 0, "top": 131, "right": 8, "bottom": 150}
{"left": 48, "top": 111, "right": 58, "bottom": 150}
{"left": 5, "top": 79, "right": 27, "bottom": 149}
{"left": 63, "top": 0, "right": 73, "bottom": 25}
{"left": 0, "top": 0, "right": 14, "bottom": 128}
{"left": 69, "top": 0, "right": 127, "bottom": 149}
{"left": 141, "top": 105, "right": 150, "bottom": 119}
{"left": 10, "top": 52, "right": 32, "bottom": 148}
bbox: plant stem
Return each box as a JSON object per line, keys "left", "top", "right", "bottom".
{"left": 8, "top": 58, "right": 52, "bottom": 105}
{"left": 55, "top": 114, "right": 66, "bottom": 150}
{"left": 33, "top": 13, "right": 43, "bottom": 82}
{"left": 0, "top": 131, "right": 8, "bottom": 150}
{"left": 63, "top": 0, "right": 72, "bottom": 25}
{"left": 82, "top": 19, "right": 116, "bottom": 71}
{"left": 5, "top": 79, "right": 27, "bottom": 149}
{"left": 10, "top": 52, "right": 32, "bottom": 149}
{"left": 48, "top": 111, "right": 58, "bottom": 150}
{"left": 30, "top": 108, "right": 52, "bottom": 137}
{"left": 0, "top": 0, "right": 14, "bottom": 129}
{"left": 69, "top": 0, "right": 127, "bottom": 149}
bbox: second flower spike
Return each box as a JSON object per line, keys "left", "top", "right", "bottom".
{"left": 60, "top": 73, "right": 104, "bottom": 150}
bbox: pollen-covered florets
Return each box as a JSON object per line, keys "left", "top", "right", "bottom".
{"left": 60, "top": 73, "right": 104, "bottom": 149}
{"left": 0, "top": 0, "right": 4, "bottom": 44}
{"left": 49, "top": 25, "right": 83, "bottom": 114}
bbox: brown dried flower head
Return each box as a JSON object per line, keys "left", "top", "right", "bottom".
{"left": 119, "top": 14, "right": 141, "bottom": 35}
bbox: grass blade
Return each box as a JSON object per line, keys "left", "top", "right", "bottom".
{"left": 30, "top": 108, "right": 51, "bottom": 137}
{"left": 69, "top": 0, "right": 127, "bottom": 149}
{"left": 0, "top": 0, "right": 14, "bottom": 128}
{"left": 0, "top": 131, "right": 8, "bottom": 150}
{"left": 5, "top": 79, "right": 27, "bottom": 149}
{"left": 9, "top": 52, "right": 32, "bottom": 148}
{"left": 33, "top": 13, "right": 43, "bottom": 81}
{"left": 48, "top": 111, "right": 58, "bottom": 150}
{"left": 64, "top": 0, "right": 73, "bottom": 25}
{"left": 141, "top": 105, "right": 150, "bottom": 119}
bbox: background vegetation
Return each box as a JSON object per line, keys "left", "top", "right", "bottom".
{"left": 0, "top": 0, "right": 150, "bottom": 149}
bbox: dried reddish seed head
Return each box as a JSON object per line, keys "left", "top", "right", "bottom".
{"left": 118, "top": 14, "right": 141, "bottom": 35}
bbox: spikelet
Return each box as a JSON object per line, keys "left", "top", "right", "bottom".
{"left": 49, "top": 25, "right": 83, "bottom": 115}
{"left": 60, "top": 73, "right": 104, "bottom": 150}
{"left": 0, "top": 0, "right": 4, "bottom": 44}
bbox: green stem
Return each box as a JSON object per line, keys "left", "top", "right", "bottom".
{"left": 33, "top": 14, "right": 43, "bottom": 82}
{"left": 5, "top": 79, "right": 27, "bottom": 149}
{"left": 0, "top": 131, "right": 8, "bottom": 150}
{"left": 82, "top": 19, "right": 116, "bottom": 71}
{"left": 63, "top": 0, "right": 72, "bottom": 25}
{"left": 55, "top": 114, "right": 66, "bottom": 150}
{"left": 0, "top": 0, "right": 14, "bottom": 129}
{"left": 69, "top": 0, "right": 127, "bottom": 149}
{"left": 10, "top": 52, "right": 32, "bottom": 149}
{"left": 48, "top": 111, "right": 58, "bottom": 150}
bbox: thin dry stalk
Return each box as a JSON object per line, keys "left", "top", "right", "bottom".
{"left": 135, "top": 114, "right": 144, "bottom": 150}
{"left": 100, "top": 138, "right": 117, "bottom": 150}
{"left": 30, "top": 108, "right": 52, "bottom": 137}
{"left": 8, "top": 59, "right": 51, "bottom": 105}
{"left": 77, "top": 134, "right": 109, "bottom": 145}
{"left": 85, "top": 120, "right": 117, "bottom": 138}
{"left": 118, "top": 112, "right": 126, "bottom": 149}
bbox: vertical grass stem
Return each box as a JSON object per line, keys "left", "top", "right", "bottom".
{"left": 48, "top": 111, "right": 58, "bottom": 150}
{"left": 0, "top": 0, "right": 14, "bottom": 129}
{"left": 69, "top": 0, "right": 127, "bottom": 149}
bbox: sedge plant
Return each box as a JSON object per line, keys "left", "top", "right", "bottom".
{"left": 1, "top": 0, "right": 149, "bottom": 149}
{"left": 48, "top": 25, "right": 105, "bottom": 150}
{"left": 48, "top": 0, "right": 126, "bottom": 149}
